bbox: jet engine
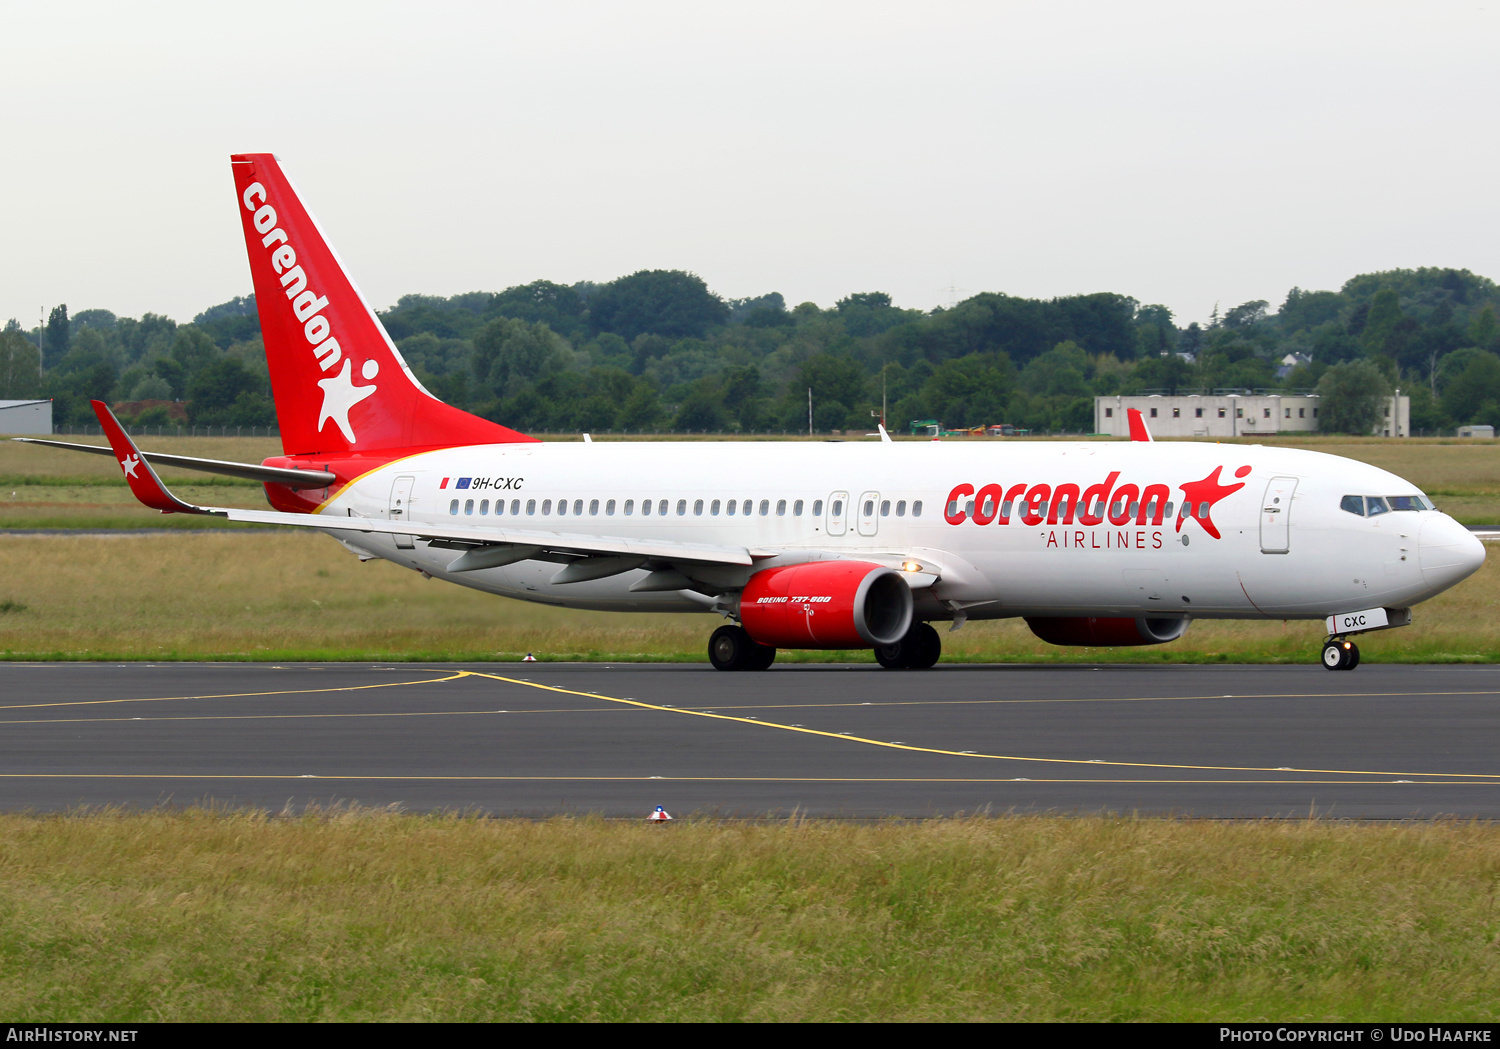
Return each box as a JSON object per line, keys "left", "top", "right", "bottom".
{"left": 1025, "top": 616, "right": 1190, "bottom": 647}
{"left": 739, "top": 561, "right": 914, "bottom": 649}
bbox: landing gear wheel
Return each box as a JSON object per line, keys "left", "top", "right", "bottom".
{"left": 1321, "top": 639, "right": 1359, "bottom": 671}
{"left": 710, "top": 625, "right": 752, "bottom": 671}
{"left": 744, "top": 642, "right": 777, "bottom": 670}
{"left": 709, "top": 625, "right": 776, "bottom": 671}
{"left": 907, "top": 622, "right": 941, "bottom": 669}
{"left": 876, "top": 622, "right": 942, "bottom": 669}
{"left": 874, "top": 642, "right": 907, "bottom": 669}
{"left": 1321, "top": 642, "right": 1343, "bottom": 670}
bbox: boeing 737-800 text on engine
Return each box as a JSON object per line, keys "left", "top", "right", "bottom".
{"left": 19, "top": 154, "right": 1486, "bottom": 670}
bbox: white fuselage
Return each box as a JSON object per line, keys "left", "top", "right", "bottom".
{"left": 313, "top": 440, "right": 1484, "bottom": 622}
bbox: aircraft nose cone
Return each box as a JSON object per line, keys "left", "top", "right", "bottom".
{"left": 1419, "top": 514, "right": 1486, "bottom": 590}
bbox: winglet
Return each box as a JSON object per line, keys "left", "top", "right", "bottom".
{"left": 1126, "top": 408, "right": 1154, "bottom": 442}
{"left": 90, "top": 401, "right": 214, "bottom": 515}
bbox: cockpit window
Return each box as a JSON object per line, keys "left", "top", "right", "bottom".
{"left": 1342, "top": 494, "right": 1434, "bottom": 517}
{"left": 1387, "top": 495, "right": 1432, "bottom": 512}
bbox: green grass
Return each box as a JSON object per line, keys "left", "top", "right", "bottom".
{"left": 2, "top": 812, "right": 1498, "bottom": 1021}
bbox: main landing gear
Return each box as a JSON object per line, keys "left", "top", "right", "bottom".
{"left": 709, "top": 625, "right": 776, "bottom": 671}
{"left": 1322, "top": 637, "right": 1360, "bottom": 671}
{"left": 875, "top": 622, "right": 942, "bottom": 670}
{"left": 707, "top": 621, "right": 945, "bottom": 670}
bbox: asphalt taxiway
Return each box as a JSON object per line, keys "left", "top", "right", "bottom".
{"left": 2, "top": 661, "right": 1498, "bottom": 818}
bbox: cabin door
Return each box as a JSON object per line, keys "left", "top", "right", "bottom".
{"left": 389, "top": 475, "right": 416, "bottom": 550}
{"left": 1259, "top": 476, "right": 1297, "bottom": 554}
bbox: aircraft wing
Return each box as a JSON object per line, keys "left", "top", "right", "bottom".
{"left": 83, "top": 401, "right": 754, "bottom": 570}
{"left": 218, "top": 506, "right": 755, "bottom": 567}
{"left": 11, "top": 437, "right": 336, "bottom": 489}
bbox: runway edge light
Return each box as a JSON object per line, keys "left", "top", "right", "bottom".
{"left": 648, "top": 806, "right": 673, "bottom": 822}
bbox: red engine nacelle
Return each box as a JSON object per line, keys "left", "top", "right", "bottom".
{"left": 739, "top": 561, "right": 914, "bottom": 649}
{"left": 1025, "top": 616, "right": 1190, "bottom": 647}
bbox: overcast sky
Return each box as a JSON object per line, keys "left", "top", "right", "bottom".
{"left": 5, "top": 0, "right": 1498, "bottom": 330}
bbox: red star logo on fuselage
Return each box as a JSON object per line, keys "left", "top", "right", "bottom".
{"left": 1177, "top": 465, "right": 1251, "bottom": 539}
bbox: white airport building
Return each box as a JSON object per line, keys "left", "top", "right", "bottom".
{"left": 1094, "top": 393, "right": 1410, "bottom": 438}
{"left": 0, "top": 399, "right": 52, "bottom": 435}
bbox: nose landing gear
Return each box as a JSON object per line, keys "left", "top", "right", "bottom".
{"left": 1321, "top": 637, "right": 1360, "bottom": 671}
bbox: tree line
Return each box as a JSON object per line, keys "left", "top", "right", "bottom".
{"left": 3, "top": 265, "right": 1499, "bottom": 435}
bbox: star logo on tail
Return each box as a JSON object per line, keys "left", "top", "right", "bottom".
{"left": 120, "top": 454, "right": 141, "bottom": 478}
{"left": 1177, "top": 465, "right": 1251, "bottom": 539}
{"left": 317, "top": 359, "right": 378, "bottom": 444}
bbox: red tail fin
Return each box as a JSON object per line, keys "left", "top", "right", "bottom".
{"left": 230, "top": 153, "right": 536, "bottom": 456}
{"left": 1126, "top": 408, "right": 1154, "bottom": 442}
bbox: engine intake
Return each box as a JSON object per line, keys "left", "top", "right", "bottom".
{"left": 1025, "top": 615, "right": 1190, "bottom": 647}
{"left": 740, "top": 561, "right": 914, "bottom": 649}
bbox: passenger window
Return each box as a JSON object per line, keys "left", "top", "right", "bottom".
{"left": 912, "top": 500, "right": 922, "bottom": 517}
{"left": 605, "top": 499, "right": 615, "bottom": 515}
{"left": 813, "top": 500, "right": 824, "bottom": 516}
{"left": 590, "top": 499, "right": 599, "bottom": 515}
{"left": 677, "top": 499, "right": 687, "bottom": 516}
{"left": 641, "top": 499, "right": 652, "bottom": 516}
{"left": 480, "top": 499, "right": 489, "bottom": 515}
{"left": 759, "top": 499, "right": 770, "bottom": 516}
{"left": 896, "top": 500, "right": 906, "bottom": 517}
{"left": 449, "top": 499, "right": 459, "bottom": 515}
{"left": 574, "top": 499, "right": 583, "bottom": 515}
{"left": 510, "top": 499, "right": 520, "bottom": 515}
{"left": 793, "top": 499, "right": 804, "bottom": 516}
{"left": 464, "top": 499, "right": 474, "bottom": 515}
{"left": 542, "top": 499, "right": 552, "bottom": 515}
{"left": 726, "top": 500, "right": 736, "bottom": 516}
{"left": 526, "top": 499, "right": 536, "bottom": 515}
{"left": 694, "top": 499, "right": 704, "bottom": 516}
{"left": 863, "top": 499, "right": 875, "bottom": 517}
{"left": 658, "top": 499, "right": 668, "bottom": 516}
{"left": 557, "top": 499, "right": 567, "bottom": 516}
{"left": 776, "top": 499, "right": 787, "bottom": 516}
{"left": 1340, "top": 495, "right": 1365, "bottom": 516}
{"left": 624, "top": 499, "right": 634, "bottom": 515}
{"left": 880, "top": 499, "right": 891, "bottom": 516}
{"left": 711, "top": 499, "right": 721, "bottom": 515}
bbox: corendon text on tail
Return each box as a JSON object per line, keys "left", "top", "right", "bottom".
{"left": 18, "top": 153, "right": 1486, "bottom": 673}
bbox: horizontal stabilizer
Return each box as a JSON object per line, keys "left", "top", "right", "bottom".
{"left": 12, "top": 437, "right": 336, "bottom": 489}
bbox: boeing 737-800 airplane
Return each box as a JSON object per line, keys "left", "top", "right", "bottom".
{"left": 19, "top": 154, "right": 1487, "bottom": 670}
